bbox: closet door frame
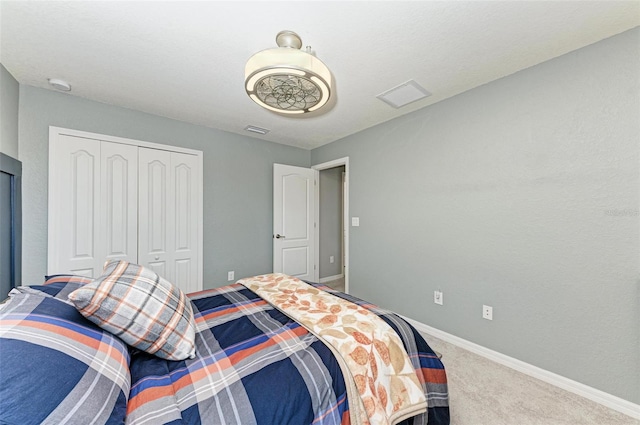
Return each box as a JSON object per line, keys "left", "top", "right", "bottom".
{"left": 48, "top": 126, "right": 203, "bottom": 289}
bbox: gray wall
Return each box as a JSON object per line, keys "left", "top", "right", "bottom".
{"left": 311, "top": 28, "right": 640, "bottom": 404}
{"left": 18, "top": 85, "right": 310, "bottom": 287}
{"left": 319, "top": 166, "right": 344, "bottom": 279}
{"left": 0, "top": 64, "right": 19, "bottom": 158}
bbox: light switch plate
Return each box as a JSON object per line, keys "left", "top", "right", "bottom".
{"left": 352, "top": 217, "right": 360, "bottom": 227}
{"left": 228, "top": 271, "right": 235, "bottom": 281}
{"left": 434, "top": 290, "right": 443, "bottom": 305}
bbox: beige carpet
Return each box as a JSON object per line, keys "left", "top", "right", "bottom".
{"left": 422, "top": 334, "right": 639, "bottom": 425}
{"left": 323, "top": 277, "right": 345, "bottom": 292}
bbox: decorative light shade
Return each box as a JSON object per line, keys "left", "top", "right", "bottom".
{"left": 245, "top": 31, "right": 332, "bottom": 114}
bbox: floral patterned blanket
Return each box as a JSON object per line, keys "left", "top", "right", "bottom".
{"left": 239, "top": 273, "right": 428, "bottom": 425}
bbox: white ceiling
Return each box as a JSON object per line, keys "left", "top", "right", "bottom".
{"left": 1, "top": 1, "right": 638, "bottom": 150}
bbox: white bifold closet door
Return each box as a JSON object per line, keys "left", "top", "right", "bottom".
{"left": 49, "top": 136, "right": 103, "bottom": 277}
{"left": 48, "top": 131, "right": 202, "bottom": 293}
{"left": 101, "top": 141, "right": 139, "bottom": 268}
{"left": 49, "top": 137, "right": 138, "bottom": 277}
{"left": 138, "top": 147, "right": 200, "bottom": 294}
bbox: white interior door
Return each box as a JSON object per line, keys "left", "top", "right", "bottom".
{"left": 48, "top": 135, "right": 101, "bottom": 277}
{"left": 138, "top": 148, "right": 201, "bottom": 292}
{"left": 273, "top": 164, "right": 317, "bottom": 281}
{"left": 99, "top": 142, "right": 138, "bottom": 267}
{"left": 138, "top": 147, "right": 173, "bottom": 280}
{"left": 171, "top": 152, "right": 201, "bottom": 294}
{"left": 50, "top": 136, "right": 139, "bottom": 277}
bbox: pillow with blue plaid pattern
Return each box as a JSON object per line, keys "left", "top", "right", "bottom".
{"left": 69, "top": 260, "right": 196, "bottom": 361}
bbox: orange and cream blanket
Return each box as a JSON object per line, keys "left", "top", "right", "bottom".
{"left": 238, "top": 273, "right": 427, "bottom": 425}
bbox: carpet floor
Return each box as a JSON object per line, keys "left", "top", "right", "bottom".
{"left": 422, "top": 334, "right": 639, "bottom": 425}
{"left": 324, "top": 277, "right": 345, "bottom": 292}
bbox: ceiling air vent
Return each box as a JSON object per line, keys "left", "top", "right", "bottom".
{"left": 244, "top": 125, "right": 270, "bottom": 135}
{"left": 376, "top": 79, "right": 431, "bottom": 109}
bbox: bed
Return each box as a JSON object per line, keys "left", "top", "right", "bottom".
{"left": 0, "top": 262, "right": 449, "bottom": 425}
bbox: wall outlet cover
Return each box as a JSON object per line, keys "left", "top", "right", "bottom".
{"left": 228, "top": 271, "right": 235, "bottom": 281}
{"left": 483, "top": 305, "right": 493, "bottom": 320}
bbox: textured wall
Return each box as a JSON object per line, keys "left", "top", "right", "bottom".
{"left": 0, "top": 64, "right": 19, "bottom": 158}
{"left": 312, "top": 28, "right": 640, "bottom": 403}
{"left": 319, "top": 166, "right": 344, "bottom": 278}
{"left": 18, "top": 86, "right": 310, "bottom": 287}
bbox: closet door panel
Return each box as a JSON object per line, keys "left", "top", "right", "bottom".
{"left": 48, "top": 135, "right": 101, "bottom": 277}
{"left": 174, "top": 260, "right": 191, "bottom": 292}
{"left": 172, "top": 152, "right": 200, "bottom": 293}
{"left": 50, "top": 127, "right": 202, "bottom": 291}
{"left": 139, "top": 148, "right": 174, "bottom": 281}
{"left": 100, "top": 142, "right": 138, "bottom": 267}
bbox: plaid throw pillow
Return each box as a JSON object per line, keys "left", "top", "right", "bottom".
{"left": 69, "top": 261, "right": 196, "bottom": 361}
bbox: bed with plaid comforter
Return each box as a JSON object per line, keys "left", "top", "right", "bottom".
{"left": 126, "top": 282, "right": 449, "bottom": 425}
{"left": 0, "top": 286, "right": 131, "bottom": 424}
{"left": 0, "top": 278, "right": 449, "bottom": 425}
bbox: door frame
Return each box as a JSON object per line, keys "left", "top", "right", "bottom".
{"left": 312, "top": 157, "right": 349, "bottom": 293}
{"left": 0, "top": 153, "right": 22, "bottom": 295}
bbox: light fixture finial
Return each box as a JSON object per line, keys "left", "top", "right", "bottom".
{"left": 275, "top": 31, "right": 302, "bottom": 49}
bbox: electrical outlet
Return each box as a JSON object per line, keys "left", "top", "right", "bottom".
{"left": 330, "top": 255, "right": 335, "bottom": 264}
{"left": 227, "top": 271, "right": 235, "bottom": 281}
{"left": 434, "top": 290, "right": 443, "bottom": 305}
{"left": 483, "top": 305, "right": 493, "bottom": 320}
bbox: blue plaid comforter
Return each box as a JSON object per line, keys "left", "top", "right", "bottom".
{"left": 0, "top": 287, "right": 131, "bottom": 424}
{"left": 0, "top": 279, "right": 449, "bottom": 425}
{"left": 126, "top": 283, "right": 449, "bottom": 424}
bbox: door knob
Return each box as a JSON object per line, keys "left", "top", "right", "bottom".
{"left": 155, "top": 255, "right": 160, "bottom": 260}
{"left": 274, "top": 234, "right": 286, "bottom": 239}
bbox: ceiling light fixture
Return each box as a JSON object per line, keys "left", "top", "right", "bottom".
{"left": 245, "top": 31, "right": 332, "bottom": 115}
{"left": 48, "top": 78, "right": 71, "bottom": 92}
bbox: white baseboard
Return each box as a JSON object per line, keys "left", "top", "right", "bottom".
{"left": 403, "top": 316, "right": 640, "bottom": 420}
{"left": 319, "top": 274, "right": 344, "bottom": 283}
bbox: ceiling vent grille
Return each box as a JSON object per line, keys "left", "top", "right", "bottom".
{"left": 376, "top": 80, "right": 431, "bottom": 108}
{"left": 244, "top": 125, "right": 271, "bottom": 135}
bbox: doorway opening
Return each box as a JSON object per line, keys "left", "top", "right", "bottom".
{"left": 313, "top": 157, "right": 349, "bottom": 293}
